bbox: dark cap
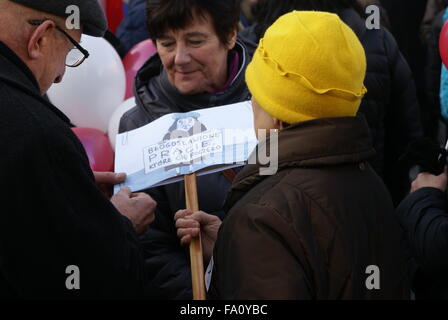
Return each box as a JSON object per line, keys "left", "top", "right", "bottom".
{"left": 9, "top": 0, "right": 107, "bottom": 37}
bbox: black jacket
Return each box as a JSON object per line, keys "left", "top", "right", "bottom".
{"left": 380, "top": 0, "right": 427, "bottom": 98}
{"left": 341, "top": 9, "right": 424, "bottom": 205}
{"left": 210, "top": 117, "right": 410, "bottom": 299}
{"left": 396, "top": 187, "right": 448, "bottom": 299}
{"left": 240, "top": 9, "right": 423, "bottom": 205}
{"left": 0, "top": 41, "right": 146, "bottom": 298}
{"left": 118, "top": 41, "right": 251, "bottom": 299}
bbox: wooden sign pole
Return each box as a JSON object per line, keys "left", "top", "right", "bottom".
{"left": 184, "top": 173, "right": 206, "bottom": 300}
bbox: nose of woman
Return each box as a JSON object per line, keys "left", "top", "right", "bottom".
{"left": 174, "top": 43, "right": 192, "bottom": 67}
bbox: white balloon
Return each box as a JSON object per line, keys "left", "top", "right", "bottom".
{"left": 48, "top": 35, "right": 126, "bottom": 133}
{"left": 108, "top": 97, "right": 136, "bottom": 150}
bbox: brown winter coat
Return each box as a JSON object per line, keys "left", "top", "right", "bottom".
{"left": 208, "top": 116, "right": 411, "bottom": 300}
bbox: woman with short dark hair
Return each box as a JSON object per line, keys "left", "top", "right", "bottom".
{"left": 147, "top": 0, "right": 240, "bottom": 48}
{"left": 119, "top": 0, "right": 251, "bottom": 300}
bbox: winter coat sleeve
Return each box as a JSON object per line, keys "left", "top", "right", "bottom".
{"left": 209, "top": 202, "right": 312, "bottom": 300}
{"left": 119, "top": 106, "right": 142, "bottom": 133}
{"left": 396, "top": 187, "right": 448, "bottom": 275}
{"left": 139, "top": 179, "right": 228, "bottom": 300}
{"left": 0, "top": 97, "right": 146, "bottom": 298}
{"left": 138, "top": 185, "right": 194, "bottom": 300}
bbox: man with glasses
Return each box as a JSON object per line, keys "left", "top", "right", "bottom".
{"left": 0, "top": 0, "right": 157, "bottom": 298}
{"left": 28, "top": 19, "right": 90, "bottom": 68}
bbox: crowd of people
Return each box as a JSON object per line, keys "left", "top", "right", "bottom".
{"left": 1, "top": 0, "right": 448, "bottom": 300}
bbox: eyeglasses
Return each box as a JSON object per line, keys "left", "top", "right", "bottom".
{"left": 27, "top": 20, "right": 90, "bottom": 67}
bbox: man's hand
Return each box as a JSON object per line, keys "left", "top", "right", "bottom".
{"left": 111, "top": 187, "right": 157, "bottom": 235}
{"left": 411, "top": 170, "right": 448, "bottom": 193}
{"left": 94, "top": 172, "right": 126, "bottom": 198}
{"left": 175, "top": 210, "right": 222, "bottom": 265}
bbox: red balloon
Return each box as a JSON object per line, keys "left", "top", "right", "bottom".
{"left": 123, "top": 39, "right": 158, "bottom": 99}
{"left": 72, "top": 128, "right": 114, "bottom": 172}
{"left": 440, "top": 20, "right": 448, "bottom": 68}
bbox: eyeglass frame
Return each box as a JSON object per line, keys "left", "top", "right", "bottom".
{"left": 27, "top": 19, "right": 89, "bottom": 67}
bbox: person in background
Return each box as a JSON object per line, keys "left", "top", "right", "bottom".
{"left": 176, "top": 11, "right": 410, "bottom": 299}
{"left": 239, "top": 0, "right": 258, "bottom": 30}
{"left": 240, "top": 0, "right": 423, "bottom": 205}
{"left": 396, "top": 169, "right": 448, "bottom": 299}
{"left": 118, "top": 0, "right": 251, "bottom": 299}
{"left": 116, "top": 0, "right": 151, "bottom": 55}
{"left": 420, "top": 0, "right": 448, "bottom": 145}
{"left": 421, "top": 0, "right": 448, "bottom": 42}
{"left": 0, "top": 0, "right": 157, "bottom": 298}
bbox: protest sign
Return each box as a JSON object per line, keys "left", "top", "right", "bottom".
{"left": 114, "top": 101, "right": 257, "bottom": 193}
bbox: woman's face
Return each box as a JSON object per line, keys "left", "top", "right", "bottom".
{"left": 156, "top": 11, "right": 236, "bottom": 95}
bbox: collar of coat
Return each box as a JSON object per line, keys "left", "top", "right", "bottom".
{"left": 224, "top": 116, "right": 376, "bottom": 210}
{"left": 0, "top": 41, "right": 72, "bottom": 126}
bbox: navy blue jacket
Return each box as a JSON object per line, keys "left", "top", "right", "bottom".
{"left": 340, "top": 9, "right": 423, "bottom": 205}
{"left": 116, "top": 0, "right": 150, "bottom": 54}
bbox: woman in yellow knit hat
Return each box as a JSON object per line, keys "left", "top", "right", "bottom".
{"left": 241, "top": 0, "right": 423, "bottom": 207}
{"left": 175, "top": 11, "right": 410, "bottom": 299}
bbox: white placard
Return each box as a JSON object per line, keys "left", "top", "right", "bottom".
{"left": 114, "top": 101, "right": 257, "bottom": 192}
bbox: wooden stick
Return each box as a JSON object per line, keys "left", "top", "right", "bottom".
{"left": 184, "top": 173, "right": 206, "bottom": 300}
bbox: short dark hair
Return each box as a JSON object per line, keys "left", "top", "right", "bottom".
{"left": 253, "top": 0, "right": 364, "bottom": 38}
{"left": 147, "top": 0, "right": 240, "bottom": 46}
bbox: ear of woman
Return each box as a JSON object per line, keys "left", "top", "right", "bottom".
{"left": 226, "top": 28, "right": 238, "bottom": 50}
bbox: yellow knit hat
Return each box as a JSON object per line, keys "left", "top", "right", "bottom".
{"left": 246, "top": 11, "right": 367, "bottom": 124}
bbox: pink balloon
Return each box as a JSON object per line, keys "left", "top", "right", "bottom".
{"left": 440, "top": 20, "right": 448, "bottom": 69}
{"left": 72, "top": 128, "right": 114, "bottom": 172}
{"left": 123, "top": 39, "right": 157, "bottom": 99}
